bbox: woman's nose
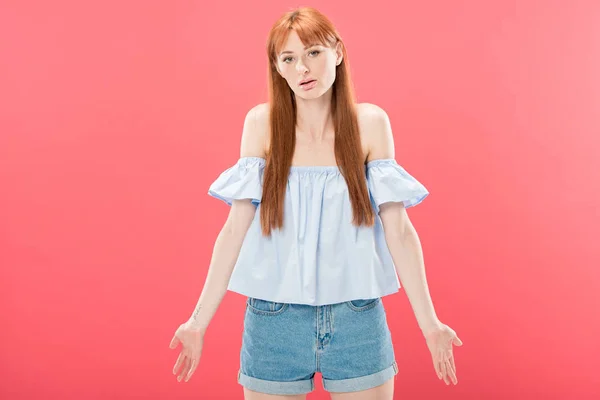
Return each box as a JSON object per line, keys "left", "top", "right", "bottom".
{"left": 295, "top": 60, "right": 308, "bottom": 73}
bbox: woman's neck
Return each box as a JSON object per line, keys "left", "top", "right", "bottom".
{"left": 294, "top": 89, "right": 334, "bottom": 141}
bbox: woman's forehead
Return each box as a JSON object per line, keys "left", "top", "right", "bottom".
{"left": 277, "top": 31, "right": 328, "bottom": 53}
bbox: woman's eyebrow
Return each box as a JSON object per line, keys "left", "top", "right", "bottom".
{"left": 279, "top": 44, "right": 319, "bottom": 56}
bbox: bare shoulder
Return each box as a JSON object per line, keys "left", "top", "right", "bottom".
{"left": 240, "top": 103, "right": 269, "bottom": 158}
{"left": 356, "top": 102, "right": 395, "bottom": 162}
{"left": 356, "top": 102, "right": 386, "bottom": 119}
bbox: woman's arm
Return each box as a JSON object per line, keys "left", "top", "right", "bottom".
{"left": 184, "top": 200, "right": 256, "bottom": 333}
{"left": 380, "top": 203, "right": 440, "bottom": 335}
{"left": 185, "top": 105, "right": 267, "bottom": 333}
{"left": 365, "top": 103, "right": 440, "bottom": 335}
{"left": 366, "top": 104, "right": 462, "bottom": 386}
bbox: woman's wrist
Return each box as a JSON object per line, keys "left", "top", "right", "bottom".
{"left": 184, "top": 317, "right": 208, "bottom": 334}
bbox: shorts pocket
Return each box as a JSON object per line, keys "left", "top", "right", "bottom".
{"left": 345, "top": 297, "right": 381, "bottom": 312}
{"left": 246, "top": 297, "right": 289, "bottom": 316}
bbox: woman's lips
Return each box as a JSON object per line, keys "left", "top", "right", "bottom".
{"left": 300, "top": 80, "right": 317, "bottom": 90}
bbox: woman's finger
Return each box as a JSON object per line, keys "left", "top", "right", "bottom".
{"left": 450, "top": 353, "right": 457, "bottom": 377}
{"left": 185, "top": 358, "right": 198, "bottom": 382}
{"left": 440, "top": 350, "right": 449, "bottom": 384}
{"left": 433, "top": 355, "right": 441, "bottom": 379}
{"left": 446, "top": 357, "right": 457, "bottom": 384}
{"left": 178, "top": 356, "right": 191, "bottom": 382}
{"left": 443, "top": 346, "right": 457, "bottom": 384}
{"left": 173, "top": 352, "right": 185, "bottom": 375}
{"left": 448, "top": 350, "right": 457, "bottom": 375}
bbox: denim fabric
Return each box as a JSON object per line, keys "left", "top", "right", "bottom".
{"left": 238, "top": 296, "right": 398, "bottom": 395}
{"left": 208, "top": 157, "right": 429, "bottom": 306}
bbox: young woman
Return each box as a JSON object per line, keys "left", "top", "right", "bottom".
{"left": 169, "top": 6, "right": 462, "bottom": 399}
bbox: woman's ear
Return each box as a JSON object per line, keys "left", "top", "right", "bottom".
{"left": 274, "top": 61, "right": 283, "bottom": 77}
{"left": 335, "top": 42, "right": 344, "bottom": 65}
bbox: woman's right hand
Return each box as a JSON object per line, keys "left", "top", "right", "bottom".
{"left": 169, "top": 321, "right": 205, "bottom": 382}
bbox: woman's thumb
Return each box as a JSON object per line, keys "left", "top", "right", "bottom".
{"left": 453, "top": 336, "right": 463, "bottom": 346}
{"left": 169, "top": 335, "right": 180, "bottom": 349}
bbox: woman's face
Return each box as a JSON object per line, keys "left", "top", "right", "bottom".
{"left": 275, "top": 30, "right": 343, "bottom": 99}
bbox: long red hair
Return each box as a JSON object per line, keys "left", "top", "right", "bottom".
{"left": 260, "top": 6, "right": 375, "bottom": 236}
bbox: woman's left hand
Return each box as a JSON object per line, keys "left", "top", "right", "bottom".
{"left": 423, "top": 321, "right": 463, "bottom": 385}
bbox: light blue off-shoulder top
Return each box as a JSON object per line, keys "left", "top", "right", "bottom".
{"left": 208, "top": 157, "right": 429, "bottom": 306}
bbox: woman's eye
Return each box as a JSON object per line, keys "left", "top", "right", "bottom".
{"left": 282, "top": 50, "right": 319, "bottom": 63}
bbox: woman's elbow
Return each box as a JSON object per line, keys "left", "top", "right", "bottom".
{"left": 379, "top": 202, "right": 414, "bottom": 240}
{"left": 223, "top": 199, "right": 257, "bottom": 237}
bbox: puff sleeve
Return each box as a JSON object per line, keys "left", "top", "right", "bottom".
{"left": 366, "top": 159, "right": 429, "bottom": 213}
{"left": 208, "top": 157, "right": 265, "bottom": 206}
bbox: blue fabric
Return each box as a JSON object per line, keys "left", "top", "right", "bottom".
{"left": 238, "top": 297, "right": 398, "bottom": 395}
{"left": 207, "top": 156, "right": 429, "bottom": 306}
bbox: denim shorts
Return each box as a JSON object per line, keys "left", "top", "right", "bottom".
{"left": 237, "top": 296, "right": 398, "bottom": 395}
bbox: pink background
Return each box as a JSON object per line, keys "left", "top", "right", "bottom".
{"left": 1, "top": 1, "right": 599, "bottom": 399}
